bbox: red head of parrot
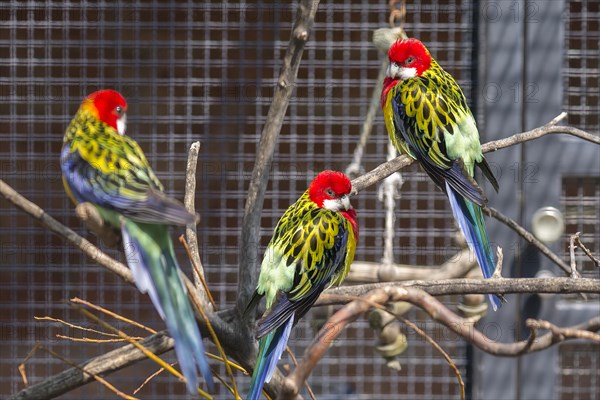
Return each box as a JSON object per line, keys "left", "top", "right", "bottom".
{"left": 80, "top": 89, "right": 128, "bottom": 135}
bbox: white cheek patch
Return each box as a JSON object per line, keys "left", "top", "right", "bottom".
{"left": 117, "top": 114, "right": 127, "bottom": 135}
{"left": 323, "top": 198, "right": 343, "bottom": 212}
{"left": 399, "top": 67, "right": 417, "bottom": 80}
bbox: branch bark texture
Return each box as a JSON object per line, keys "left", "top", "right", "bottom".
{"left": 322, "top": 277, "right": 600, "bottom": 301}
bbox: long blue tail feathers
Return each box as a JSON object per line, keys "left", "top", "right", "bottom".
{"left": 121, "top": 220, "right": 214, "bottom": 394}
{"left": 446, "top": 183, "right": 503, "bottom": 311}
{"left": 163, "top": 249, "right": 215, "bottom": 394}
{"left": 247, "top": 316, "right": 295, "bottom": 400}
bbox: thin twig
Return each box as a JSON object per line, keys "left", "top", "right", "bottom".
{"left": 492, "top": 247, "right": 504, "bottom": 279}
{"left": 55, "top": 335, "right": 140, "bottom": 343}
{"left": 180, "top": 235, "right": 217, "bottom": 309}
{"left": 398, "top": 317, "right": 465, "bottom": 400}
{"left": 71, "top": 297, "right": 157, "bottom": 334}
{"left": 35, "top": 316, "right": 123, "bottom": 338}
{"left": 574, "top": 233, "right": 600, "bottom": 268}
{"left": 527, "top": 318, "right": 600, "bottom": 343}
{"left": 184, "top": 279, "right": 239, "bottom": 399}
{"left": 286, "top": 347, "right": 316, "bottom": 400}
{"left": 10, "top": 333, "right": 174, "bottom": 400}
{"left": 70, "top": 302, "right": 212, "bottom": 399}
{"left": 133, "top": 363, "right": 173, "bottom": 395}
{"left": 206, "top": 353, "right": 247, "bottom": 373}
{"left": 183, "top": 141, "right": 212, "bottom": 308}
{"left": 485, "top": 206, "right": 572, "bottom": 275}
{"left": 569, "top": 232, "right": 582, "bottom": 278}
{"left": 210, "top": 369, "right": 240, "bottom": 400}
{"left": 0, "top": 179, "right": 135, "bottom": 285}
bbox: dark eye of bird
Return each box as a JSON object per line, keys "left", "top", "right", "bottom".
{"left": 325, "top": 188, "right": 335, "bottom": 197}
{"left": 405, "top": 56, "right": 414, "bottom": 65}
{"left": 115, "top": 106, "right": 123, "bottom": 115}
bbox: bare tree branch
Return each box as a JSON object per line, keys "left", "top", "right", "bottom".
{"left": 280, "top": 287, "right": 600, "bottom": 399}
{"left": 183, "top": 142, "right": 208, "bottom": 294}
{"left": 237, "top": 0, "right": 321, "bottom": 314}
{"left": 9, "top": 332, "right": 173, "bottom": 400}
{"left": 279, "top": 291, "right": 389, "bottom": 399}
{"left": 349, "top": 113, "right": 600, "bottom": 283}
{"left": 484, "top": 206, "right": 572, "bottom": 275}
{"left": 573, "top": 232, "right": 600, "bottom": 269}
{"left": 528, "top": 318, "right": 600, "bottom": 343}
{"left": 0, "top": 179, "right": 135, "bottom": 286}
{"left": 346, "top": 248, "right": 476, "bottom": 283}
{"left": 182, "top": 141, "right": 218, "bottom": 313}
{"left": 320, "top": 277, "right": 600, "bottom": 302}
{"left": 0, "top": 177, "right": 250, "bottom": 395}
{"left": 569, "top": 232, "right": 583, "bottom": 278}
{"left": 481, "top": 122, "right": 600, "bottom": 152}
{"left": 351, "top": 113, "right": 600, "bottom": 194}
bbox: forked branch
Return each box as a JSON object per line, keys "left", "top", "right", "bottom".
{"left": 280, "top": 287, "right": 600, "bottom": 399}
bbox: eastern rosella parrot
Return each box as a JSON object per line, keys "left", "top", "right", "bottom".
{"left": 60, "top": 89, "right": 214, "bottom": 393}
{"left": 381, "top": 38, "right": 503, "bottom": 310}
{"left": 246, "top": 170, "right": 359, "bottom": 400}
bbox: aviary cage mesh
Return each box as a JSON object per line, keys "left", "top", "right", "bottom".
{"left": 563, "top": 0, "right": 599, "bottom": 135}
{"left": 561, "top": 0, "right": 600, "bottom": 282}
{"left": 1, "top": 0, "right": 486, "bottom": 398}
{"left": 557, "top": 2, "right": 600, "bottom": 397}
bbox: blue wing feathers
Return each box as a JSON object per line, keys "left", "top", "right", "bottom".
{"left": 61, "top": 146, "right": 196, "bottom": 226}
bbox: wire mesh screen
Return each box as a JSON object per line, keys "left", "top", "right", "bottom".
{"left": 1, "top": 1, "right": 478, "bottom": 398}
{"left": 562, "top": 177, "right": 600, "bottom": 287}
{"left": 558, "top": 343, "right": 600, "bottom": 400}
{"left": 564, "top": 0, "right": 599, "bottom": 134}
{"left": 558, "top": 176, "right": 600, "bottom": 396}
{"left": 561, "top": 176, "right": 600, "bottom": 278}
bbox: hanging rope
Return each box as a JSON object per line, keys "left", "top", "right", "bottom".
{"left": 380, "top": 0, "right": 408, "bottom": 266}
{"left": 388, "top": 0, "right": 407, "bottom": 31}
{"left": 351, "top": 0, "right": 412, "bottom": 370}
{"left": 378, "top": 142, "right": 404, "bottom": 265}
{"left": 345, "top": 1, "right": 408, "bottom": 179}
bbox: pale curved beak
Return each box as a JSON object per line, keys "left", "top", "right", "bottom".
{"left": 117, "top": 114, "right": 127, "bottom": 135}
{"left": 387, "top": 62, "right": 400, "bottom": 79}
{"left": 340, "top": 195, "right": 351, "bottom": 211}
